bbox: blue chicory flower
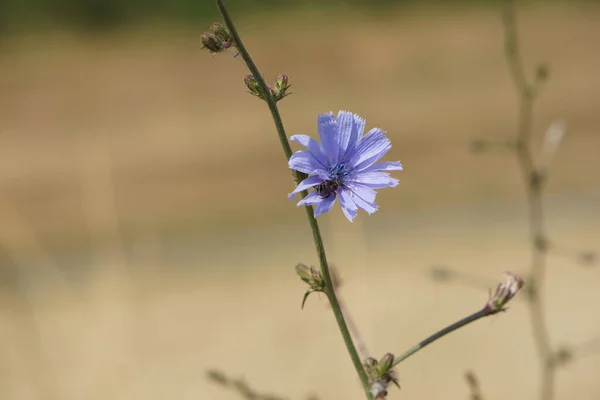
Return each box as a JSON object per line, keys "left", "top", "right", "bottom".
{"left": 288, "top": 111, "right": 402, "bottom": 222}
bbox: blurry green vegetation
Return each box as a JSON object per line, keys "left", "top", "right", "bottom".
{"left": 0, "top": 0, "right": 532, "bottom": 34}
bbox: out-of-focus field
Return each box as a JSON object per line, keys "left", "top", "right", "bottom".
{"left": 0, "top": 2, "right": 599, "bottom": 399}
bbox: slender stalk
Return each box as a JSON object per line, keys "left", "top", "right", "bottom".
{"left": 215, "top": 1, "right": 371, "bottom": 397}
{"left": 392, "top": 308, "right": 490, "bottom": 367}
{"left": 502, "top": 2, "right": 555, "bottom": 399}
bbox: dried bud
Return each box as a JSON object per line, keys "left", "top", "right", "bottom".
{"left": 486, "top": 271, "right": 524, "bottom": 313}
{"left": 210, "top": 23, "right": 234, "bottom": 46}
{"left": 201, "top": 33, "right": 224, "bottom": 53}
{"left": 244, "top": 74, "right": 265, "bottom": 100}
{"left": 272, "top": 73, "right": 291, "bottom": 102}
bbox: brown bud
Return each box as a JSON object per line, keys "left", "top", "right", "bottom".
{"left": 486, "top": 271, "right": 524, "bottom": 313}
{"left": 201, "top": 33, "right": 224, "bottom": 53}
{"left": 210, "top": 23, "right": 234, "bottom": 47}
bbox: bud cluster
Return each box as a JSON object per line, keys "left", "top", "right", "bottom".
{"left": 201, "top": 23, "right": 234, "bottom": 54}
{"left": 363, "top": 353, "right": 400, "bottom": 399}
{"left": 244, "top": 73, "right": 291, "bottom": 103}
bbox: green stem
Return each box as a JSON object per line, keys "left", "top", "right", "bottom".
{"left": 215, "top": 1, "right": 371, "bottom": 398}
{"left": 392, "top": 308, "right": 490, "bottom": 367}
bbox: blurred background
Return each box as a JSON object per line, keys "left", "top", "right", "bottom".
{"left": 1, "top": 0, "right": 600, "bottom": 399}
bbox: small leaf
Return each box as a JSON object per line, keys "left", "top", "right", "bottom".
{"left": 301, "top": 289, "right": 315, "bottom": 309}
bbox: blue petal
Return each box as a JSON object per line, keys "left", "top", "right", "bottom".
{"left": 349, "top": 128, "right": 391, "bottom": 171}
{"left": 311, "top": 168, "right": 332, "bottom": 181}
{"left": 350, "top": 172, "right": 399, "bottom": 189}
{"left": 289, "top": 150, "right": 326, "bottom": 174}
{"left": 335, "top": 111, "right": 365, "bottom": 161}
{"left": 349, "top": 187, "right": 379, "bottom": 214}
{"left": 317, "top": 112, "right": 340, "bottom": 164}
{"left": 314, "top": 194, "right": 337, "bottom": 217}
{"left": 297, "top": 190, "right": 323, "bottom": 206}
{"left": 361, "top": 161, "right": 403, "bottom": 173}
{"left": 289, "top": 175, "right": 325, "bottom": 199}
{"left": 290, "top": 134, "right": 328, "bottom": 167}
{"left": 346, "top": 183, "right": 377, "bottom": 203}
{"left": 338, "top": 189, "right": 358, "bottom": 222}
{"left": 338, "top": 112, "right": 366, "bottom": 162}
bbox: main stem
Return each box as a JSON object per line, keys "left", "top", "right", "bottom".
{"left": 502, "top": 2, "right": 554, "bottom": 399}
{"left": 215, "top": 1, "right": 371, "bottom": 397}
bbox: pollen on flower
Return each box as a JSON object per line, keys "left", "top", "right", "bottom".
{"left": 287, "top": 111, "right": 402, "bottom": 222}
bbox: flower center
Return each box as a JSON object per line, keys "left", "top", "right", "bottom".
{"left": 315, "top": 163, "right": 351, "bottom": 199}
{"left": 327, "top": 163, "right": 350, "bottom": 181}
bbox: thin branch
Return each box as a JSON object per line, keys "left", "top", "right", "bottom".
{"left": 392, "top": 308, "right": 490, "bottom": 367}
{"left": 393, "top": 272, "right": 523, "bottom": 367}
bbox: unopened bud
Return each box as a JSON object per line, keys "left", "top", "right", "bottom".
{"left": 244, "top": 74, "right": 265, "bottom": 100}
{"left": 211, "top": 23, "right": 233, "bottom": 46}
{"left": 272, "top": 73, "right": 291, "bottom": 102}
{"left": 486, "top": 271, "right": 524, "bottom": 313}
{"left": 365, "top": 353, "right": 400, "bottom": 398}
{"left": 363, "top": 357, "right": 378, "bottom": 378}
{"left": 201, "top": 33, "right": 224, "bottom": 53}
{"left": 296, "top": 263, "right": 325, "bottom": 309}
{"left": 295, "top": 263, "right": 313, "bottom": 284}
{"left": 376, "top": 353, "right": 394, "bottom": 376}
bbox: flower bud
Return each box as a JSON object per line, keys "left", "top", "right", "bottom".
{"left": 201, "top": 33, "right": 224, "bottom": 53}
{"left": 296, "top": 263, "right": 325, "bottom": 309}
{"left": 376, "top": 353, "right": 394, "bottom": 376}
{"left": 211, "top": 23, "right": 233, "bottom": 46}
{"left": 486, "top": 271, "right": 524, "bottom": 313}
{"left": 363, "top": 357, "right": 378, "bottom": 379}
{"left": 272, "top": 73, "right": 291, "bottom": 102}
{"left": 244, "top": 74, "right": 265, "bottom": 100}
{"left": 365, "top": 354, "right": 400, "bottom": 398}
{"left": 295, "top": 263, "right": 313, "bottom": 284}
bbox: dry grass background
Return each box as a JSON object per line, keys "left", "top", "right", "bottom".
{"left": 0, "top": 2, "right": 599, "bottom": 399}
